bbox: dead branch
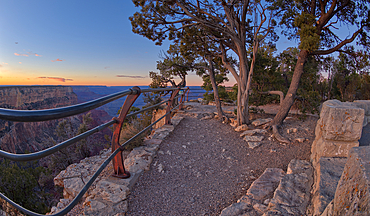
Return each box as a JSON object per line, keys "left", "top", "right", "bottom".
{"left": 258, "top": 91, "right": 285, "bottom": 105}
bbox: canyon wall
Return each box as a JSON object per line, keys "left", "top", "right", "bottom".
{"left": 0, "top": 86, "right": 111, "bottom": 154}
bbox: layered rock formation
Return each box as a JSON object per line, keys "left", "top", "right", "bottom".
{"left": 0, "top": 86, "right": 77, "bottom": 109}
{"left": 220, "top": 160, "right": 313, "bottom": 216}
{"left": 49, "top": 115, "right": 184, "bottom": 215}
{"left": 0, "top": 86, "right": 78, "bottom": 153}
{"left": 0, "top": 86, "right": 112, "bottom": 155}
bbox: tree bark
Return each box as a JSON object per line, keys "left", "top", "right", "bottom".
{"left": 236, "top": 46, "right": 250, "bottom": 126}
{"left": 244, "top": 40, "right": 259, "bottom": 122}
{"left": 207, "top": 56, "right": 224, "bottom": 119}
{"left": 270, "top": 50, "right": 309, "bottom": 126}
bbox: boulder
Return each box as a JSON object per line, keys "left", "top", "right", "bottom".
{"left": 318, "top": 100, "right": 364, "bottom": 142}
{"left": 247, "top": 168, "right": 285, "bottom": 201}
{"left": 244, "top": 136, "right": 264, "bottom": 142}
{"left": 124, "top": 146, "right": 156, "bottom": 173}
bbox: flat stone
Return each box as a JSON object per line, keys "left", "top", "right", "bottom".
{"left": 63, "top": 177, "right": 85, "bottom": 200}
{"left": 321, "top": 200, "right": 334, "bottom": 216}
{"left": 83, "top": 198, "right": 107, "bottom": 215}
{"left": 240, "top": 129, "right": 267, "bottom": 137}
{"left": 333, "top": 147, "right": 370, "bottom": 216}
{"left": 247, "top": 168, "right": 285, "bottom": 201}
{"left": 251, "top": 118, "right": 272, "bottom": 127}
{"left": 112, "top": 200, "right": 128, "bottom": 215}
{"left": 287, "top": 159, "right": 313, "bottom": 175}
{"left": 124, "top": 148, "right": 153, "bottom": 173}
{"left": 311, "top": 157, "right": 347, "bottom": 216}
{"left": 248, "top": 142, "right": 262, "bottom": 149}
{"left": 150, "top": 130, "right": 170, "bottom": 139}
{"left": 171, "top": 116, "right": 184, "bottom": 126}
{"left": 143, "top": 138, "right": 162, "bottom": 145}
{"left": 235, "top": 124, "right": 250, "bottom": 132}
{"left": 244, "top": 136, "right": 264, "bottom": 142}
{"left": 220, "top": 202, "right": 257, "bottom": 216}
{"left": 106, "top": 171, "right": 143, "bottom": 190}
{"left": 90, "top": 180, "right": 129, "bottom": 204}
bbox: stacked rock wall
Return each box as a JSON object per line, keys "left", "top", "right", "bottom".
{"left": 310, "top": 100, "right": 370, "bottom": 215}
{"left": 48, "top": 114, "right": 184, "bottom": 215}
{"left": 311, "top": 100, "right": 365, "bottom": 167}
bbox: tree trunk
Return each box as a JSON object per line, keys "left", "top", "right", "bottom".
{"left": 207, "top": 56, "right": 224, "bottom": 119}
{"left": 236, "top": 47, "right": 250, "bottom": 126}
{"left": 244, "top": 40, "right": 259, "bottom": 120}
{"left": 271, "top": 50, "right": 309, "bottom": 126}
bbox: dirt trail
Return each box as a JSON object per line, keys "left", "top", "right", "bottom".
{"left": 126, "top": 103, "right": 316, "bottom": 216}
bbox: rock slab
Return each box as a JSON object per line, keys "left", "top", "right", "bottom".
{"left": 310, "top": 157, "right": 347, "bottom": 216}
{"left": 332, "top": 147, "right": 370, "bottom": 216}
{"left": 264, "top": 160, "right": 313, "bottom": 216}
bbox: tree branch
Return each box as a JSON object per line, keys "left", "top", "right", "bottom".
{"left": 311, "top": 28, "right": 362, "bottom": 55}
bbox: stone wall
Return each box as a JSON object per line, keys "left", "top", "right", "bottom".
{"left": 48, "top": 114, "right": 184, "bottom": 215}
{"left": 309, "top": 100, "right": 370, "bottom": 216}
{"left": 311, "top": 100, "right": 365, "bottom": 168}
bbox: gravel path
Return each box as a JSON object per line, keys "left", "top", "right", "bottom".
{"left": 126, "top": 106, "right": 313, "bottom": 215}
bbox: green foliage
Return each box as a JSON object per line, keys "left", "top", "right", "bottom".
{"left": 249, "top": 43, "right": 284, "bottom": 105}
{"left": 117, "top": 97, "right": 157, "bottom": 151}
{"left": 0, "top": 160, "right": 51, "bottom": 214}
{"left": 149, "top": 44, "right": 190, "bottom": 89}
{"left": 118, "top": 111, "right": 152, "bottom": 151}
{"left": 248, "top": 45, "right": 321, "bottom": 114}
{"left": 294, "top": 13, "right": 319, "bottom": 51}
{"left": 49, "top": 112, "right": 96, "bottom": 173}
{"left": 324, "top": 51, "right": 370, "bottom": 102}
{"left": 201, "top": 68, "right": 230, "bottom": 103}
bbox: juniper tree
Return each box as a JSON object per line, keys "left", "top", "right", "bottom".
{"left": 267, "top": 0, "right": 370, "bottom": 142}
{"left": 130, "top": 0, "right": 276, "bottom": 125}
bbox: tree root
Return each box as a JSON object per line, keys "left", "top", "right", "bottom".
{"left": 272, "top": 125, "right": 291, "bottom": 144}
{"left": 221, "top": 115, "right": 229, "bottom": 124}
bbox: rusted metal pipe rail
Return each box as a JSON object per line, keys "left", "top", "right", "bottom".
{"left": 0, "top": 94, "right": 184, "bottom": 216}
{"left": 0, "top": 86, "right": 189, "bottom": 216}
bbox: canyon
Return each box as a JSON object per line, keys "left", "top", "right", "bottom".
{"left": 0, "top": 86, "right": 112, "bottom": 155}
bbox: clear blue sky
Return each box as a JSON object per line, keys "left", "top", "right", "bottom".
{"left": 0, "top": 1, "right": 298, "bottom": 86}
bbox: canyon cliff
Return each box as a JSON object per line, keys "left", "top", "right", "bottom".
{"left": 0, "top": 86, "right": 111, "bottom": 155}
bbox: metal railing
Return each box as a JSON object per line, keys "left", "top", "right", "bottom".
{"left": 0, "top": 86, "right": 189, "bottom": 216}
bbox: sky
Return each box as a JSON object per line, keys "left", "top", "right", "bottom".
{"left": 0, "top": 1, "right": 299, "bottom": 87}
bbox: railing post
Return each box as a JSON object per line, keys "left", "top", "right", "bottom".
{"left": 186, "top": 87, "right": 190, "bottom": 102}
{"left": 165, "top": 88, "right": 181, "bottom": 125}
{"left": 179, "top": 89, "right": 185, "bottom": 110}
{"left": 111, "top": 86, "right": 141, "bottom": 179}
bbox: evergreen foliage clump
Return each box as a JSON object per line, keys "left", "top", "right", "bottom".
{"left": 0, "top": 159, "right": 52, "bottom": 214}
